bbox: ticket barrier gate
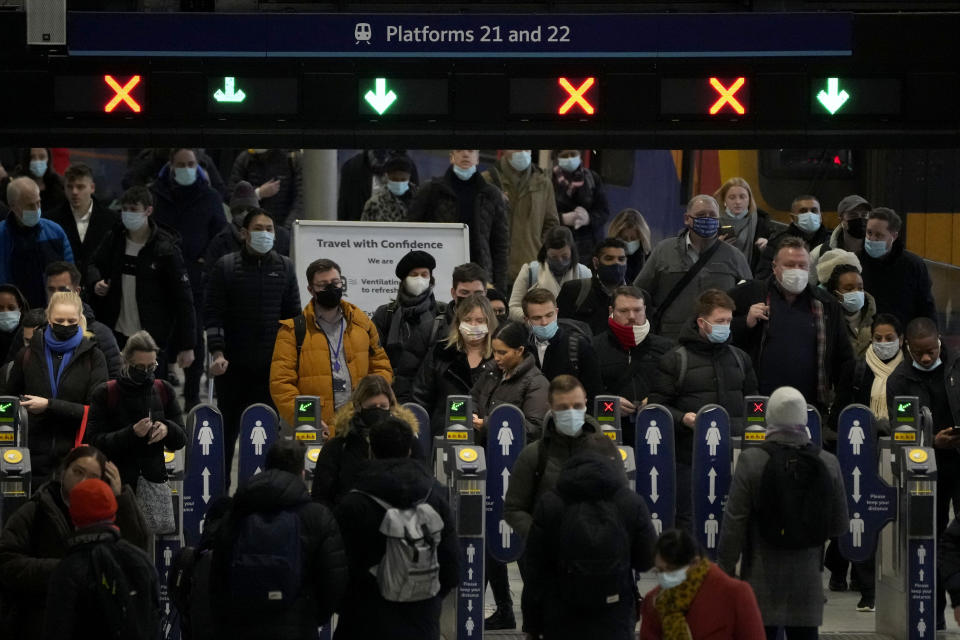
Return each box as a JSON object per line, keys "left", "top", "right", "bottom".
{"left": 0, "top": 396, "right": 29, "bottom": 525}
{"left": 159, "top": 448, "right": 185, "bottom": 640}
{"left": 435, "top": 395, "right": 474, "bottom": 485}
{"left": 444, "top": 444, "right": 486, "bottom": 640}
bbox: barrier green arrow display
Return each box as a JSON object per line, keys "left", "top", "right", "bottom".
{"left": 364, "top": 78, "right": 398, "bottom": 115}
{"left": 213, "top": 77, "right": 246, "bottom": 103}
{"left": 817, "top": 77, "right": 850, "bottom": 115}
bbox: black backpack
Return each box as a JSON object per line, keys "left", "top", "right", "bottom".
{"left": 88, "top": 538, "right": 161, "bottom": 640}
{"left": 169, "top": 546, "right": 215, "bottom": 640}
{"left": 225, "top": 506, "right": 305, "bottom": 612}
{"left": 555, "top": 499, "right": 632, "bottom": 610}
{"left": 757, "top": 441, "right": 834, "bottom": 549}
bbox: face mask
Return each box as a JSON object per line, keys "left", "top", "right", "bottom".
{"left": 508, "top": 151, "right": 532, "bottom": 172}
{"left": 911, "top": 340, "right": 942, "bottom": 372}
{"left": 845, "top": 217, "right": 867, "bottom": 239}
{"left": 248, "top": 230, "right": 275, "bottom": 254}
{"left": 530, "top": 320, "right": 559, "bottom": 341}
{"left": 126, "top": 366, "right": 155, "bottom": 386}
{"left": 453, "top": 165, "right": 476, "bottom": 181}
{"left": 624, "top": 240, "right": 641, "bottom": 256}
{"left": 404, "top": 275, "right": 431, "bottom": 297}
{"left": 608, "top": 317, "right": 650, "bottom": 349}
{"left": 121, "top": 210, "right": 147, "bottom": 232}
{"left": 596, "top": 263, "right": 626, "bottom": 285}
{"left": 547, "top": 258, "right": 570, "bottom": 278}
{"left": 704, "top": 320, "right": 730, "bottom": 344}
{"left": 459, "top": 322, "right": 488, "bottom": 341}
{"left": 796, "top": 212, "right": 822, "bottom": 233}
{"left": 20, "top": 209, "right": 41, "bottom": 227}
{"left": 690, "top": 216, "right": 720, "bottom": 238}
{"left": 387, "top": 180, "right": 409, "bottom": 197}
{"left": 314, "top": 286, "right": 343, "bottom": 309}
{"left": 29, "top": 160, "right": 47, "bottom": 178}
{"left": 173, "top": 166, "right": 197, "bottom": 186}
{"left": 778, "top": 268, "right": 809, "bottom": 294}
{"left": 872, "top": 340, "right": 901, "bottom": 361}
{"left": 359, "top": 407, "right": 391, "bottom": 427}
{"left": 658, "top": 567, "right": 688, "bottom": 590}
{"left": 50, "top": 323, "right": 79, "bottom": 341}
{"left": 839, "top": 290, "right": 865, "bottom": 313}
{"left": 0, "top": 310, "right": 20, "bottom": 332}
{"left": 553, "top": 408, "right": 586, "bottom": 437}
{"left": 558, "top": 156, "right": 581, "bottom": 172}
{"left": 724, "top": 207, "right": 747, "bottom": 221}
{"left": 864, "top": 239, "right": 889, "bottom": 259}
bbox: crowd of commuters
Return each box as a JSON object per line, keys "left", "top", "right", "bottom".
{"left": 0, "top": 146, "right": 952, "bottom": 639}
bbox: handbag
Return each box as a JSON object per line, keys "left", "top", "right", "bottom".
{"left": 136, "top": 475, "right": 176, "bottom": 535}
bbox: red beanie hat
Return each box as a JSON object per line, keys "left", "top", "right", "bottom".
{"left": 69, "top": 478, "right": 117, "bottom": 529}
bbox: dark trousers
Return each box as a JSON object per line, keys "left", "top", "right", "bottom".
{"left": 937, "top": 468, "right": 960, "bottom": 621}
{"left": 824, "top": 538, "right": 876, "bottom": 598}
{"left": 215, "top": 362, "right": 274, "bottom": 485}
{"left": 765, "top": 626, "right": 817, "bottom": 640}
{"left": 485, "top": 552, "right": 513, "bottom": 609}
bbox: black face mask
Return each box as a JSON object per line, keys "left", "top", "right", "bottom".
{"left": 359, "top": 407, "right": 391, "bottom": 427}
{"left": 50, "top": 323, "right": 78, "bottom": 341}
{"left": 314, "top": 287, "right": 343, "bottom": 309}
{"left": 126, "top": 367, "right": 155, "bottom": 386}
{"left": 846, "top": 217, "right": 867, "bottom": 239}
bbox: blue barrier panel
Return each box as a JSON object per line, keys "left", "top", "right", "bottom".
{"left": 635, "top": 404, "right": 676, "bottom": 534}
{"left": 237, "top": 404, "right": 278, "bottom": 485}
{"left": 485, "top": 403, "right": 525, "bottom": 563}
{"left": 806, "top": 404, "right": 822, "bottom": 448}
{"left": 183, "top": 405, "right": 225, "bottom": 547}
{"left": 157, "top": 533, "right": 182, "bottom": 640}
{"left": 692, "top": 404, "right": 731, "bottom": 560}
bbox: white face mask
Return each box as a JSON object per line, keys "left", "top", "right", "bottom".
{"left": 778, "top": 268, "right": 809, "bottom": 294}
{"left": 553, "top": 408, "right": 586, "bottom": 437}
{"left": 624, "top": 240, "right": 641, "bottom": 256}
{"left": 459, "top": 322, "right": 488, "bottom": 341}
{"left": 872, "top": 340, "right": 901, "bottom": 361}
{"left": 508, "top": 151, "right": 532, "bottom": 172}
{"left": 795, "top": 212, "right": 822, "bottom": 233}
{"left": 173, "top": 166, "right": 197, "bottom": 186}
{"left": 404, "top": 275, "right": 431, "bottom": 297}
{"left": 657, "top": 566, "right": 689, "bottom": 590}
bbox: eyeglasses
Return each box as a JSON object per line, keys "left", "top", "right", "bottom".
{"left": 130, "top": 362, "right": 159, "bottom": 374}
{"left": 312, "top": 278, "right": 346, "bottom": 292}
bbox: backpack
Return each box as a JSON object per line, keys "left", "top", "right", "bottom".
{"left": 757, "top": 441, "right": 834, "bottom": 549}
{"left": 88, "top": 537, "right": 160, "bottom": 640}
{"left": 226, "top": 507, "right": 304, "bottom": 611}
{"left": 169, "top": 546, "right": 214, "bottom": 640}
{"left": 556, "top": 499, "right": 632, "bottom": 609}
{"left": 556, "top": 318, "right": 590, "bottom": 377}
{"left": 352, "top": 487, "right": 445, "bottom": 602}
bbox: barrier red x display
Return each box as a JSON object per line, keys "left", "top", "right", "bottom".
{"left": 558, "top": 77, "right": 596, "bottom": 115}
{"left": 708, "top": 77, "right": 746, "bottom": 115}
{"left": 103, "top": 75, "right": 142, "bottom": 113}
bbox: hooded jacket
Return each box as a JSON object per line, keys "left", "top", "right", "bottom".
{"left": 470, "top": 353, "right": 549, "bottom": 440}
{"left": 0, "top": 212, "right": 74, "bottom": 308}
{"left": 211, "top": 469, "right": 347, "bottom": 640}
{"left": 411, "top": 340, "right": 492, "bottom": 437}
{"left": 593, "top": 328, "right": 674, "bottom": 405}
{"left": 204, "top": 221, "right": 292, "bottom": 267}
{"left": 333, "top": 458, "right": 458, "bottom": 640}
{"left": 524, "top": 453, "right": 656, "bottom": 640}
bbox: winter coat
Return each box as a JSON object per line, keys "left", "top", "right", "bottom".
{"left": 408, "top": 167, "right": 509, "bottom": 292}
{"left": 228, "top": 149, "right": 303, "bottom": 227}
{"left": 85, "top": 377, "right": 187, "bottom": 487}
{"left": 484, "top": 157, "right": 560, "bottom": 282}
{"left": 835, "top": 290, "right": 878, "bottom": 358}
{"left": 311, "top": 403, "right": 420, "bottom": 508}
{"left": 122, "top": 148, "right": 227, "bottom": 198}
{"left": 204, "top": 246, "right": 301, "bottom": 370}
{"left": 858, "top": 240, "right": 937, "bottom": 328}
{"left": 593, "top": 330, "right": 674, "bottom": 406}
{"left": 0, "top": 213, "right": 74, "bottom": 308}
{"left": 270, "top": 300, "right": 393, "bottom": 430}
{"left": 503, "top": 414, "right": 602, "bottom": 539}
{"left": 1, "top": 332, "right": 108, "bottom": 478}
{"left": 337, "top": 151, "right": 420, "bottom": 222}
{"left": 204, "top": 221, "right": 291, "bottom": 266}
{"left": 523, "top": 453, "right": 656, "bottom": 640}
{"left": 42, "top": 524, "right": 160, "bottom": 640}
{"left": 360, "top": 185, "right": 417, "bottom": 222}
{"left": 86, "top": 218, "right": 196, "bottom": 352}
{"left": 640, "top": 562, "right": 765, "bottom": 640}
{"left": 941, "top": 516, "right": 960, "bottom": 607}
{"left": 211, "top": 469, "right": 348, "bottom": 640}
{"left": 755, "top": 221, "right": 832, "bottom": 280}
{"left": 829, "top": 353, "right": 898, "bottom": 441}
{"left": 471, "top": 353, "right": 549, "bottom": 440}
{"left": 371, "top": 291, "right": 446, "bottom": 404}
{"left": 411, "top": 341, "right": 492, "bottom": 437}
{"left": 507, "top": 260, "right": 592, "bottom": 322}
{"left": 553, "top": 165, "right": 610, "bottom": 261}
{"left": 716, "top": 429, "right": 848, "bottom": 627}
{"left": 556, "top": 276, "right": 616, "bottom": 337}
{"left": 45, "top": 199, "right": 119, "bottom": 287}
{"left": 529, "top": 323, "right": 603, "bottom": 403}
{"left": 648, "top": 318, "right": 758, "bottom": 465}
{"left": 333, "top": 458, "right": 458, "bottom": 640}
{"left": 634, "top": 230, "right": 752, "bottom": 340}
{"left": 0, "top": 481, "right": 148, "bottom": 638}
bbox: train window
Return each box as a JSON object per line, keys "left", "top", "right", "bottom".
{"left": 759, "top": 149, "right": 854, "bottom": 180}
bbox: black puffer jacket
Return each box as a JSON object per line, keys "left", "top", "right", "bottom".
{"left": 530, "top": 323, "right": 603, "bottom": 402}
{"left": 228, "top": 149, "right": 303, "bottom": 227}
{"left": 87, "top": 218, "right": 196, "bottom": 352}
{"left": 333, "top": 458, "right": 458, "bottom": 640}
{"left": 372, "top": 290, "right": 446, "bottom": 404}
{"left": 471, "top": 353, "right": 550, "bottom": 440}
{"left": 556, "top": 276, "right": 615, "bottom": 337}
{"left": 408, "top": 167, "right": 509, "bottom": 292}
{"left": 858, "top": 239, "right": 937, "bottom": 328}
{"left": 204, "top": 221, "right": 291, "bottom": 267}
{"left": 211, "top": 469, "right": 348, "bottom": 640}
{"left": 204, "top": 246, "right": 300, "bottom": 369}
{"left": 1, "top": 332, "right": 108, "bottom": 478}
{"left": 592, "top": 329, "right": 674, "bottom": 404}
{"left": 648, "top": 318, "right": 758, "bottom": 465}
{"left": 411, "top": 342, "right": 492, "bottom": 437}
{"left": 523, "top": 453, "right": 657, "bottom": 640}
{"left": 85, "top": 377, "right": 187, "bottom": 487}
{"left": 0, "top": 481, "right": 148, "bottom": 638}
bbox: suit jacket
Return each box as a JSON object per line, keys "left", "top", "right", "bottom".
{"left": 45, "top": 199, "right": 118, "bottom": 286}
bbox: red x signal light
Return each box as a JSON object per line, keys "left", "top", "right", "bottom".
{"left": 708, "top": 77, "right": 746, "bottom": 115}
{"left": 558, "top": 77, "right": 596, "bottom": 115}
{"left": 103, "top": 75, "right": 142, "bottom": 113}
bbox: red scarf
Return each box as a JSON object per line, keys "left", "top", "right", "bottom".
{"left": 608, "top": 317, "right": 650, "bottom": 350}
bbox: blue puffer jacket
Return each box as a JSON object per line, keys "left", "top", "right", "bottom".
{"left": 0, "top": 213, "right": 74, "bottom": 308}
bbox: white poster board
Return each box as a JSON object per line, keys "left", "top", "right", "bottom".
{"left": 292, "top": 221, "right": 471, "bottom": 317}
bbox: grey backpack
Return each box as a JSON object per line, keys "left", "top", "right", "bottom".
{"left": 352, "top": 488, "right": 444, "bottom": 602}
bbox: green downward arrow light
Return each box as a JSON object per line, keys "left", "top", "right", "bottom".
{"left": 299, "top": 402, "right": 313, "bottom": 412}
{"left": 817, "top": 77, "right": 850, "bottom": 115}
{"left": 364, "top": 78, "right": 398, "bottom": 115}
{"left": 898, "top": 403, "right": 912, "bottom": 413}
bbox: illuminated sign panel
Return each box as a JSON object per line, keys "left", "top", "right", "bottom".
{"left": 810, "top": 77, "right": 901, "bottom": 116}
{"left": 509, "top": 77, "right": 599, "bottom": 117}
{"left": 54, "top": 74, "right": 146, "bottom": 114}
{"left": 660, "top": 77, "right": 750, "bottom": 116}
{"left": 206, "top": 76, "right": 298, "bottom": 115}
{"left": 357, "top": 77, "right": 449, "bottom": 116}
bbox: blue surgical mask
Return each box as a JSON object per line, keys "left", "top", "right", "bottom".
{"left": 248, "top": 230, "right": 275, "bottom": 254}
{"left": 386, "top": 180, "right": 409, "bottom": 196}
{"left": 724, "top": 207, "right": 748, "bottom": 221}
{"left": 121, "top": 210, "right": 147, "bottom": 232}
{"left": 624, "top": 240, "right": 641, "bottom": 256}
{"left": 553, "top": 408, "right": 586, "bottom": 437}
{"left": 452, "top": 165, "right": 476, "bottom": 181}
{"left": 691, "top": 216, "right": 720, "bottom": 238}
{"left": 840, "top": 290, "right": 865, "bottom": 313}
{"left": 29, "top": 160, "right": 47, "bottom": 178}
{"left": 864, "top": 239, "right": 889, "bottom": 259}
{"left": 796, "top": 212, "right": 822, "bottom": 233}
{"left": 20, "top": 208, "right": 41, "bottom": 227}
{"left": 911, "top": 340, "right": 942, "bottom": 372}
{"left": 530, "top": 320, "right": 559, "bottom": 341}
{"left": 0, "top": 310, "right": 20, "bottom": 332}
{"left": 508, "top": 151, "right": 532, "bottom": 172}
{"left": 657, "top": 566, "right": 688, "bottom": 590}
{"left": 558, "top": 156, "right": 581, "bottom": 172}
{"left": 173, "top": 166, "right": 198, "bottom": 186}
{"left": 704, "top": 320, "right": 730, "bottom": 344}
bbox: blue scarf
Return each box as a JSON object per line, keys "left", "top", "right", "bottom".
{"left": 44, "top": 325, "right": 84, "bottom": 397}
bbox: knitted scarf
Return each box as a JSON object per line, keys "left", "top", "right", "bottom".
{"left": 385, "top": 287, "right": 435, "bottom": 351}
{"left": 553, "top": 164, "right": 585, "bottom": 198}
{"left": 865, "top": 346, "right": 903, "bottom": 420}
{"left": 654, "top": 557, "right": 712, "bottom": 640}
{"left": 811, "top": 297, "right": 828, "bottom": 405}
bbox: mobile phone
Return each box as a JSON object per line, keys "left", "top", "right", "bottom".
{"left": 719, "top": 225, "right": 734, "bottom": 236}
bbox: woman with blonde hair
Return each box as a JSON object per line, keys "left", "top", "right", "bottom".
{"left": 713, "top": 177, "right": 771, "bottom": 272}
{"left": 0, "top": 291, "right": 107, "bottom": 486}
{"left": 607, "top": 208, "right": 653, "bottom": 282}
{"left": 412, "top": 292, "right": 498, "bottom": 437}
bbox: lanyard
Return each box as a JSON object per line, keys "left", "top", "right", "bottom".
{"left": 329, "top": 318, "right": 345, "bottom": 373}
